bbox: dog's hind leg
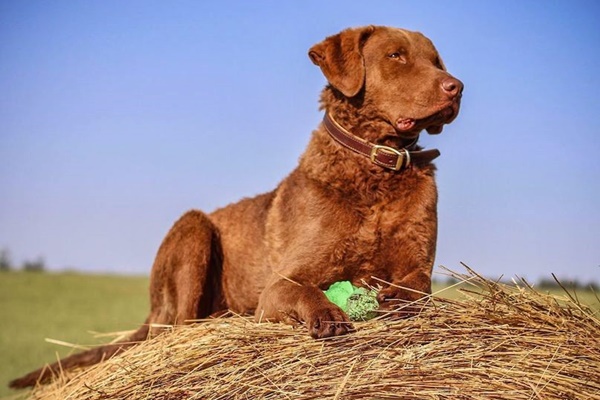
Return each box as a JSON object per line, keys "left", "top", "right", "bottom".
{"left": 147, "top": 210, "right": 224, "bottom": 329}
{"left": 9, "top": 210, "right": 224, "bottom": 389}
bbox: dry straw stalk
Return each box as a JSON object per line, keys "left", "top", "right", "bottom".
{"left": 28, "top": 267, "right": 600, "bottom": 399}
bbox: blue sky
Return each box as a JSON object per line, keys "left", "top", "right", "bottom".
{"left": 1, "top": 1, "right": 599, "bottom": 283}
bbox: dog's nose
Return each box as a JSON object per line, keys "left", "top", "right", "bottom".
{"left": 441, "top": 77, "right": 463, "bottom": 99}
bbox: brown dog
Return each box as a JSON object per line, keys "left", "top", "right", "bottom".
{"left": 11, "top": 25, "right": 462, "bottom": 388}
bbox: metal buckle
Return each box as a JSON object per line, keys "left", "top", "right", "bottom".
{"left": 370, "top": 145, "right": 410, "bottom": 171}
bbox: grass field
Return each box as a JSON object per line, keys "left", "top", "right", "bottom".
{"left": 0, "top": 272, "right": 149, "bottom": 398}
{"left": 0, "top": 271, "right": 597, "bottom": 399}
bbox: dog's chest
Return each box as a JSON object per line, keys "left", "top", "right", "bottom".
{"left": 331, "top": 201, "right": 405, "bottom": 278}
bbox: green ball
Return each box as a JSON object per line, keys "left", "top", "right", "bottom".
{"left": 324, "top": 281, "right": 379, "bottom": 321}
{"left": 324, "top": 281, "right": 355, "bottom": 310}
{"left": 346, "top": 287, "right": 379, "bottom": 321}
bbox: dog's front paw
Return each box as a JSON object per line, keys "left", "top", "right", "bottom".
{"left": 377, "top": 286, "right": 427, "bottom": 317}
{"left": 306, "top": 306, "right": 354, "bottom": 339}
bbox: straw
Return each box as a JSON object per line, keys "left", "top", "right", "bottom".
{"left": 28, "top": 267, "right": 600, "bottom": 400}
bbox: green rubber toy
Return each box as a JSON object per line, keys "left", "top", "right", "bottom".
{"left": 324, "top": 281, "right": 379, "bottom": 321}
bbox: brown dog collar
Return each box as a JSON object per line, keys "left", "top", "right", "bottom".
{"left": 322, "top": 113, "right": 440, "bottom": 171}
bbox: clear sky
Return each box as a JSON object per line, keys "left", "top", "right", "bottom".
{"left": 1, "top": 1, "right": 599, "bottom": 283}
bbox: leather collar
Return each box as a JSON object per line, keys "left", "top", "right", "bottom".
{"left": 322, "top": 113, "right": 440, "bottom": 171}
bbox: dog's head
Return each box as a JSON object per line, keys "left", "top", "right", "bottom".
{"left": 309, "top": 26, "right": 463, "bottom": 138}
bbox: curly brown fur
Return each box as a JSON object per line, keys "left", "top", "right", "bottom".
{"left": 11, "top": 25, "right": 462, "bottom": 389}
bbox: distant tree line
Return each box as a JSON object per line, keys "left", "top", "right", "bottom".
{"left": 536, "top": 277, "right": 599, "bottom": 292}
{"left": 0, "top": 247, "right": 597, "bottom": 289}
{"left": 0, "top": 248, "right": 45, "bottom": 272}
{"left": 436, "top": 275, "right": 598, "bottom": 292}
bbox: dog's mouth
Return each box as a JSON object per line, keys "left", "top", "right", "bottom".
{"left": 396, "top": 99, "right": 461, "bottom": 136}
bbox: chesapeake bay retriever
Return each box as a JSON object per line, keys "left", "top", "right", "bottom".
{"left": 11, "top": 25, "right": 462, "bottom": 388}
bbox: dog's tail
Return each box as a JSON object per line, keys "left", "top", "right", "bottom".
{"left": 9, "top": 321, "right": 151, "bottom": 389}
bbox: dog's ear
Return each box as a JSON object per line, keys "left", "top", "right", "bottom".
{"left": 308, "top": 26, "right": 375, "bottom": 98}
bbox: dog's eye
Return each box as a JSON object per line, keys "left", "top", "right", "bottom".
{"left": 388, "top": 52, "right": 407, "bottom": 64}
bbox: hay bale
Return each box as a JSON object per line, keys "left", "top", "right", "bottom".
{"left": 30, "top": 269, "right": 600, "bottom": 399}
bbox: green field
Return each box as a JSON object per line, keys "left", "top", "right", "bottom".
{"left": 0, "top": 271, "right": 597, "bottom": 399}
{"left": 0, "top": 272, "right": 149, "bottom": 398}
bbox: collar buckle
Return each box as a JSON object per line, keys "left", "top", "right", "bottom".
{"left": 370, "top": 145, "right": 411, "bottom": 171}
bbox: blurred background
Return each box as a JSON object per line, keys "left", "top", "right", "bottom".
{"left": 1, "top": 0, "right": 599, "bottom": 284}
